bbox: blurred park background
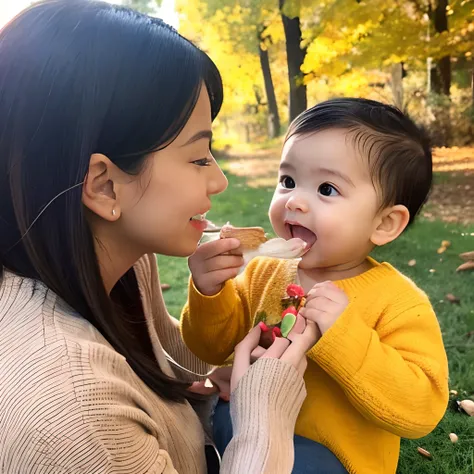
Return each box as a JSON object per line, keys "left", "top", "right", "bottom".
{"left": 1, "top": 0, "right": 473, "bottom": 472}
{"left": 2, "top": 0, "right": 472, "bottom": 147}
{"left": 175, "top": 0, "right": 474, "bottom": 152}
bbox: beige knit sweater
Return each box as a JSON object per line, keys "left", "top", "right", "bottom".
{"left": 0, "top": 254, "right": 306, "bottom": 473}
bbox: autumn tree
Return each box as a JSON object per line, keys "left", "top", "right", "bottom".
{"left": 201, "top": 0, "right": 309, "bottom": 123}
{"left": 301, "top": 0, "right": 472, "bottom": 127}
{"left": 259, "top": 24, "right": 281, "bottom": 137}
{"left": 279, "top": 0, "right": 307, "bottom": 120}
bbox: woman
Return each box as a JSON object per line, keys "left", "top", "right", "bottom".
{"left": 0, "top": 1, "right": 317, "bottom": 472}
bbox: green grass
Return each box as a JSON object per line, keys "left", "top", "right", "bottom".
{"left": 158, "top": 170, "right": 474, "bottom": 474}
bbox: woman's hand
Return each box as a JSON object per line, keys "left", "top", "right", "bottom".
{"left": 231, "top": 315, "right": 319, "bottom": 392}
{"left": 187, "top": 366, "right": 232, "bottom": 400}
{"left": 188, "top": 314, "right": 318, "bottom": 398}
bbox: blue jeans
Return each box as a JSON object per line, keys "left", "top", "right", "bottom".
{"left": 213, "top": 400, "right": 348, "bottom": 474}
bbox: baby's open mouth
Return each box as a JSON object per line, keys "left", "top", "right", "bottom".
{"left": 189, "top": 213, "right": 210, "bottom": 232}
{"left": 190, "top": 213, "right": 206, "bottom": 222}
{"left": 288, "top": 224, "right": 317, "bottom": 250}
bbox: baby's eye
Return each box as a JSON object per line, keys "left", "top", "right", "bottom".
{"left": 192, "top": 158, "right": 211, "bottom": 167}
{"left": 279, "top": 175, "right": 296, "bottom": 189}
{"left": 318, "top": 183, "right": 339, "bottom": 197}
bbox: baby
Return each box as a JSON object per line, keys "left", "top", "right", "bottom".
{"left": 181, "top": 98, "right": 449, "bottom": 473}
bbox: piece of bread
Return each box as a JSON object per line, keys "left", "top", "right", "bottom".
{"left": 220, "top": 225, "right": 267, "bottom": 251}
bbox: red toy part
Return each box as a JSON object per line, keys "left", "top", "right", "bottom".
{"left": 258, "top": 322, "right": 269, "bottom": 332}
{"left": 272, "top": 326, "right": 282, "bottom": 341}
{"left": 286, "top": 283, "right": 305, "bottom": 298}
{"left": 282, "top": 306, "right": 298, "bottom": 317}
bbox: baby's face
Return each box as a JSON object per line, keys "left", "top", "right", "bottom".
{"left": 269, "top": 128, "right": 381, "bottom": 271}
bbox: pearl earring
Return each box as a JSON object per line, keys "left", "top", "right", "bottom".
{"left": 112, "top": 209, "right": 116, "bottom": 217}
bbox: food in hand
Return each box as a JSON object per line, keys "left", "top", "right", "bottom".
{"left": 220, "top": 224, "right": 268, "bottom": 251}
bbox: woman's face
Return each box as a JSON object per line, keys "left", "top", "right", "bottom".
{"left": 109, "top": 86, "right": 228, "bottom": 259}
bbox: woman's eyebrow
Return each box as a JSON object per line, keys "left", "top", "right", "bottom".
{"left": 182, "top": 130, "right": 213, "bottom": 147}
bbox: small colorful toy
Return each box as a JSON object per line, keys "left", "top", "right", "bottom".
{"left": 258, "top": 283, "right": 306, "bottom": 348}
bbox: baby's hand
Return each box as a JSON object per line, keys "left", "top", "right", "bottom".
{"left": 189, "top": 238, "right": 244, "bottom": 296}
{"left": 299, "top": 281, "right": 348, "bottom": 335}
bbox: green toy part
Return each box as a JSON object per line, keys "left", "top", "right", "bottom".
{"left": 280, "top": 313, "right": 297, "bottom": 338}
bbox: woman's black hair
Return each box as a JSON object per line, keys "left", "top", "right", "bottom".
{"left": 0, "top": 0, "right": 223, "bottom": 402}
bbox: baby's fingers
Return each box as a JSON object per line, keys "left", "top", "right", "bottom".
{"left": 195, "top": 238, "right": 241, "bottom": 260}
{"left": 307, "top": 283, "right": 347, "bottom": 305}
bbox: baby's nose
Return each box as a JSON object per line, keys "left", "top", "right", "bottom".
{"left": 285, "top": 195, "right": 309, "bottom": 213}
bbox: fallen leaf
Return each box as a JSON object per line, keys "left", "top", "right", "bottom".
{"left": 466, "top": 330, "right": 474, "bottom": 338}
{"left": 161, "top": 283, "right": 171, "bottom": 291}
{"left": 450, "top": 389, "right": 458, "bottom": 396}
{"left": 429, "top": 269, "right": 436, "bottom": 273}
{"left": 459, "top": 251, "right": 474, "bottom": 261}
{"left": 417, "top": 447, "right": 433, "bottom": 460}
{"left": 456, "top": 261, "right": 474, "bottom": 272}
{"left": 449, "top": 433, "right": 459, "bottom": 443}
{"left": 459, "top": 399, "right": 474, "bottom": 416}
{"left": 446, "top": 293, "right": 461, "bottom": 304}
{"left": 437, "top": 246, "right": 447, "bottom": 254}
{"left": 408, "top": 259, "right": 417, "bottom": 266}
{"left": 441, "top": 240, "right": 451, "bottom": 248}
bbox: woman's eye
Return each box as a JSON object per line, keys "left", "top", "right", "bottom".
{"left": 192, "top": 158, "right": 211, "bottom": 167}
{"left": 318, "top": 182, "right": 339, "bottom": 197}
{"left": 279, "top": 175, "right": 296, "bottom": 189}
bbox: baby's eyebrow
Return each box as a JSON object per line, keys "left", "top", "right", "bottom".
{"left": 279, "top": 161, "right": 355, "bottom": 188}
{"left": 318, "top": 167, "right": 355, "bottom": 187}
{"left": 279, "top": 161, "right": 294, "bottom": 172}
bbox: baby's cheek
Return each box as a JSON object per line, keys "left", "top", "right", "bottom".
{"left": 268, "top": 200, "right": 284, "bottom": 226}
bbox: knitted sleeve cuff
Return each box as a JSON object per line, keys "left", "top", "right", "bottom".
{"left": 222, "top": 358, "right": 306, "bottom": 473}
{"left": 308, "top": 307, "right": 372, "bottom": 384}
{"left": 188, "top": 277, "right": 238, "bottom": 325}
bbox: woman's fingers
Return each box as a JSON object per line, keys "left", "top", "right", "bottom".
{"left": 260, "top": 336, "right": 291, "bottom": 359}
{"left": 187, "top": 380, "right": 219, "bottom": 395}
{"left": 232, "top": 318, "right": 319, "bottom": 392}
{"left": 280, "top": 320, "right": 320, "bottom": 369}
{"left": 250, "top": 345, "right": 266, "bottom": 362}
{"left": 231, "top": 325, "right": 262, "bottom": 392}
{"left": 287, "top": 313, "right": 306, "bottom": 342}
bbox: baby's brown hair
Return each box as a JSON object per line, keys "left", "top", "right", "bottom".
{"left": 286, "top": 98, "right": 432, "bottom": 227}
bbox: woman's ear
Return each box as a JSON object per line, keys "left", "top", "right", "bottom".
{"left": 370, "top": 205, "right": 410, "bottom": 247}
{"left": 82, "top": 153, "right": 122, "bottom": 221}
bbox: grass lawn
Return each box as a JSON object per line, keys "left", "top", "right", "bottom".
{"left": 158, "top": 166, "right": 474, "bottom": 474}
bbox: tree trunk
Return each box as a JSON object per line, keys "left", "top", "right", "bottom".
{"left": 433, "top": 0, "right": 451, "bottom": 96}
{"left": 471, "top": 67, "right": 474, "bottom": 142}
{"left": 258, "top": 37, "right": 281, "bottom": 138}
{"left": 390, "top": 63, "right": 404, "bottom": 110}
{"left": 279, "top": 0, "right": 307, "bottom": 122}
{"left": 471, "top": 67, "right": 474, "bottom": 108}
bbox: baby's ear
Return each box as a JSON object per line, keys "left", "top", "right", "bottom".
{"left": 370, "top": 205, "right": 410, "bottom": 247}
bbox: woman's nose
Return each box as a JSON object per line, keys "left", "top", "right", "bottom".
{"left": 208, "top": 160, "right": 228, "bottom": 196}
